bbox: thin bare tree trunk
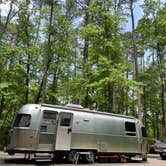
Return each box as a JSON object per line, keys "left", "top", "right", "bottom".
{"left": 24, "top": 52, "right": 30, "bottom": 104}
{"left": 36, "top": 0, "right": 54, "bottom": 103}
{"left": 0, "top": 96, "right": 4, "bottom": 118}
{"left": 50, "top": 57, "right": 60, "bottom": 104}
{"left": 130, "top": 0, "right": 142, "bottom": 121}
{"left": 112, "top": 85, "right": 116, "bottom": 113}
{"left": 24, "top": 0, "right": 30, "bottom": 104}
{"left": 81, "top": 0, "right": 90, "bottom": 106}
{"left": 156, "top": 43, "right": 166, "bottom": 139}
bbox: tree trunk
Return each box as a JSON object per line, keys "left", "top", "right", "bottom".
{"left": 0, "top": 96, "right": 4, "bottom": 118}
{"left": 143, "top": 87, "right": 147, "bottom": 128}
{"left": 153, "top": 118, "right": 156, "bottom": 139}
{"left": 24, "top": 53, "right": 30, "bottom": 104}
{"left": 161, "top": 74, "right": 166, "bottom": 139}
{"left": 24, "top": 4, "right": 30, "bottom": 104}
{"left": 129, "top": 0, "right": 142, "bottom": 121}
{"left": 153, "top": 7, "right": 166, "bottom": 138}
{"left": 50, "top": 57, "right": 60, "bottom": 104}
{"left": 82, "top": 1, "right": 90, "bottom": 76}
{"left": 156, "top": 42, "right": 166, "bottom": 139}
{"left": 156, "top": 112, "right": 160, "bottom": 139}
{"left": 112, "top": 85, "right": 116, "bottom": 113}
{"left": 0, "top": 3, "right": 13, "bottom": 38}
{"left": 82, "top": 0, "right": 90, "bottom": 107}
{"left": 36, "top": 0, "right": 54, "bottom": 103}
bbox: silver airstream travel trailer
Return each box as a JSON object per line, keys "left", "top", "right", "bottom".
{"left": 5, "top": 103, "right": 148, "bottom": 162}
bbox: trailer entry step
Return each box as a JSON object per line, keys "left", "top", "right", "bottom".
{"left": 34, "top": 154, "right": 53, "bottom": 162}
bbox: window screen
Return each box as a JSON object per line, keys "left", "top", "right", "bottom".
{"left": 14, "top": 114, "right": 31, "bottom": 127}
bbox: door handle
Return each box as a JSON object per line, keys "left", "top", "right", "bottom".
{"left": 68, "top": 128, "right": 72, "bottom": 134}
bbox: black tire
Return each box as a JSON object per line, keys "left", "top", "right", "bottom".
{"left": 160, "top": 153, "right": 166, "bottom": 160}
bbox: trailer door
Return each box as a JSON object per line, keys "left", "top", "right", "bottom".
{"left": 38, "top": 110, "right": 58, "bottom": 151}
{"left": 55, "top": 112, "right": 73, "bottom": 150}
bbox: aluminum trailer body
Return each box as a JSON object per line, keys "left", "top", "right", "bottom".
{"left": 5, "top": 103, "right": 148, "bottom": 161}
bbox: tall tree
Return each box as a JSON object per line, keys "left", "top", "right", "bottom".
{"left": 129, "top": 0, "right": 142, "bottom": 121}
{"left": 36, "top": 0, "right": 55, "bottom": 103}
{"left": 137, "top": 0, "right": 166, "bottom": 138}
{"left": 17, "top": 0, "right": 31, "bottom": 104}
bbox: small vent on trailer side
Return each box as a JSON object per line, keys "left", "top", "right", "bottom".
{"left": 65, "top": 103, "right": 83, "bottom": 109}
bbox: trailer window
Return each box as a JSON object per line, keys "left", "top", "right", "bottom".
{"left": 14, "top": 114, "right": 31, "bottom": 127}
{"left": 125, "top": 122, "right": 136, "bottom": 136}
{"left": 142, "top": 127, "right": 147, "bottom": 137}
{"left": 60, "top": 117, "right": 71, "bottom": 127}
{"left": 43, "top": 111, "right": 57, "bottom": 119}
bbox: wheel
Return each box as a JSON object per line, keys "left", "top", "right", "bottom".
{"left": 68, "top": 150, "right": 77, "bottom": 163}
{"left": 161, "top": 156, "right": 166, "bottom": 160}
{"left": 160, "top": 153, "right": 166, "bottom": 160}
{"left": 85, "top": 151, "right": 95, "bottom": 163}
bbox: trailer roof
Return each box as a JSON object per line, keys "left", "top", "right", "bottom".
{"left": 41, "top": 103, "right": 136, "bottom": 120}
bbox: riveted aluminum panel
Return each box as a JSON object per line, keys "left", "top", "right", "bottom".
{"left": 9, "top": 128, "right": 38, "bottom": 150}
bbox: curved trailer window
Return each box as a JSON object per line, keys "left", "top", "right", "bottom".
{"left": 14, "top": 114, "right": 31, "bottom": 127}
{"left": 125, "top": 122, "right": 136, "bottom": 136}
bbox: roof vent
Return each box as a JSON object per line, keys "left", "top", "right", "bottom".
{"left": 66, "top": 103, "right": 83, "bottom": 109}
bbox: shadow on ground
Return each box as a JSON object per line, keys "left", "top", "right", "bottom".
{"left": 4, "top": 157, "right": 150, "bottom": 165}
